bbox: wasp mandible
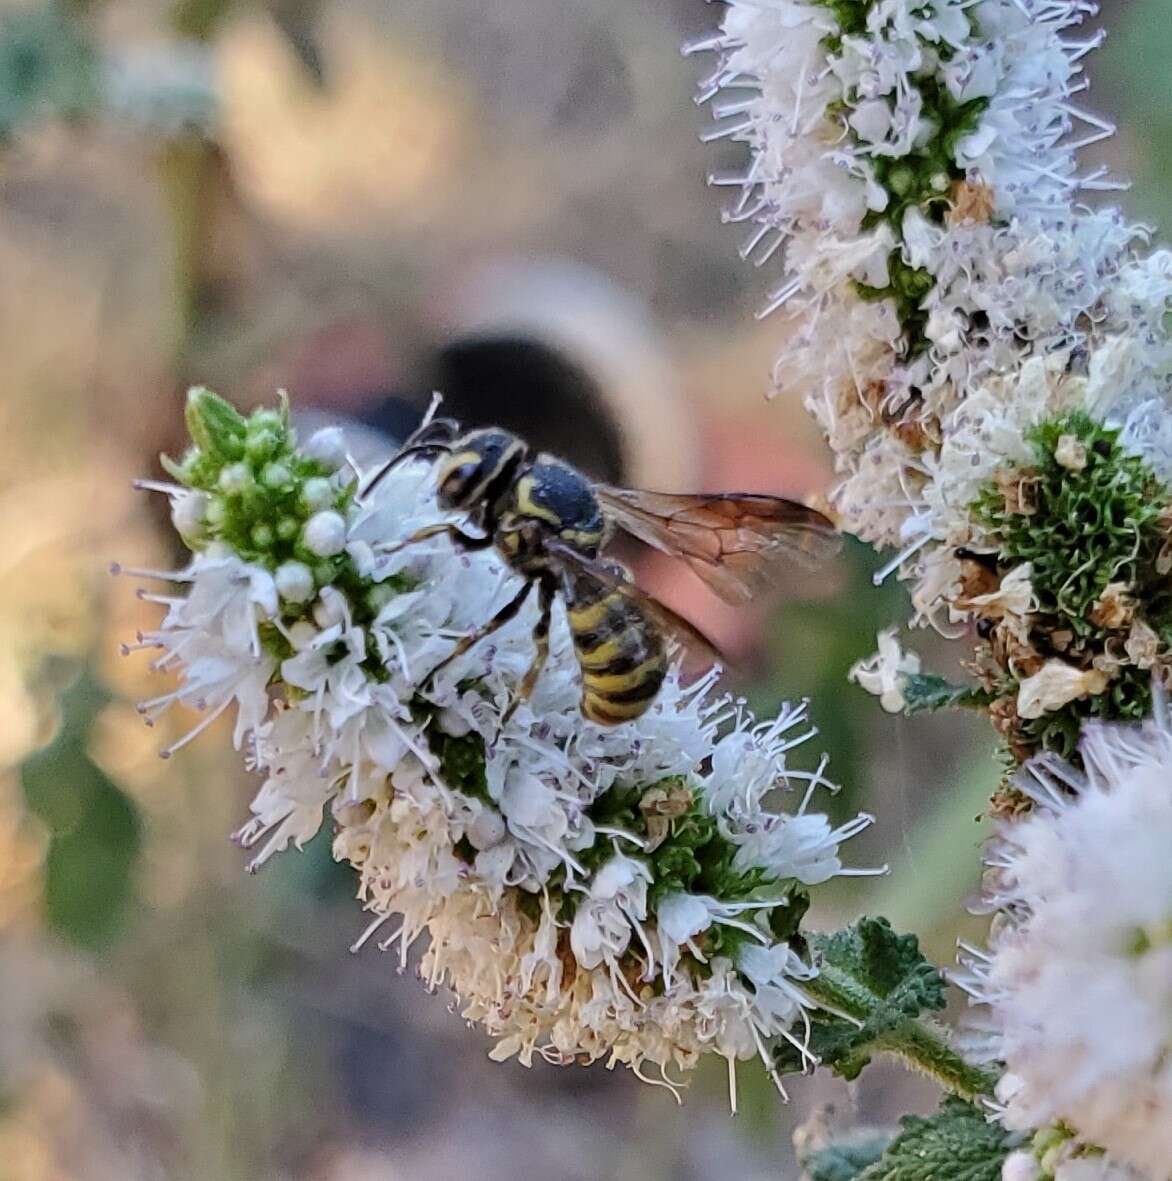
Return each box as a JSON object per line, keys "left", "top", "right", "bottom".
{"left": 365, "top": 405, "right": 840, "bottom": 725}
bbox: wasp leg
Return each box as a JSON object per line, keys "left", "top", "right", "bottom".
{"left": 423, "top": 580, "right": 534, "bottom": 690}
{"left": 502, "top": 576, "right": 556, "bottom": 725}
{"left": 378, "top": 522, "right": 492, "bottom": 556}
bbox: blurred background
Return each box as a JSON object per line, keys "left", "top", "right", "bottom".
{"left": 0, "top": 1, "right": 1163, "bottom": 1177}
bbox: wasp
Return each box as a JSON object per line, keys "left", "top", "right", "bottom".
{"left": 365, "top": 408, "right": 840, "bottom": 726}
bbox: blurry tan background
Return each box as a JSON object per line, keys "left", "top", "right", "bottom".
{"left": 0, "top": 1, "right": 1163, "bottom": 1177}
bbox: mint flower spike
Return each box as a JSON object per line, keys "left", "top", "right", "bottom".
{"left": 698, "top": 0, "right": 1172, "bottom": 771}
{"left": 120, "top": 389, "right": 885, "bottom": 1100}
{"left": 956, "top": 700, "right": 1172, "bottom": 1179}
{"left": 695, "top": 0, "right": 1172, "bottom": 585}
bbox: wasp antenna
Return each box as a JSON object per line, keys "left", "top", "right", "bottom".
{"left": 359, "top": 441, "right": 453, "bottom": 499}
{"left": 421, "top": 390, "right": 444, "bottom": 427}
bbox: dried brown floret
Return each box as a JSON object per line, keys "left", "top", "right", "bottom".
{"left": 947, "top": 180, "right": 995, "bottom": 225}
{"left": 993, "top": 466, "right": 1040, "bottom": 515}
{"left": 1088, "top": 582, "right": 1136, "bottom": 630}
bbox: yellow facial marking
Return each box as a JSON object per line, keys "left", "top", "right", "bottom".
{"left": 438, "top": 449, "right": 481, "bottom": 482}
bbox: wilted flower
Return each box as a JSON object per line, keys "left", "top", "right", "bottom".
{"left": 849, "top": 630, "right": 919, "bottom": 713}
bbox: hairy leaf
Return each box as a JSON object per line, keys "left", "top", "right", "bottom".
{"left": 777, "top": 917, "right": 947, "bottom": 1081}
{"left": 901, "top": 674, "right": 990, "bottom": 715}
{"left": 856, "top": 1098, "right": 1011, "bottom": 1181}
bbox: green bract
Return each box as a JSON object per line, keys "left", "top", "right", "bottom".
{"left": 975, "top": 413, "right": 1168, "bottom": 634}
{"left": 974, "top": 410, "right": 1172, "bottom": 756}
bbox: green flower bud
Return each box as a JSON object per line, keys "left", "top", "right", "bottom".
{"left": 249, "top": 408, "right": 284, "bottom": 435}
{"left": 251, "top": 522, "right": 275, "bottom": 549}
{"left": 303, "top": 510, "right": 347, "bottom": 557}
{"left": 367, "top": 582, "right": 396, "bottom": 613}
{"left": 219, "top": 462, "right": 253, "bottom": 494}
{"left": 275, "top": 561, "right": 315, "bottom": 604}
{"left": 276, "top": 516, "right": 300, "bottom": 541}
{"left": 888, "top": 165, "right": 915, "bottom": 196}
{"left": 302, "top": 477, "right": 335, "bottom": 512}
{"left": 303, "top": 427, "right": 348, "bottom": 472}
{"left": 246, "top": 427, "right": 281, "bottom": 461}
{"left": 261, "top": 461, "right": 293, "bottom": 490}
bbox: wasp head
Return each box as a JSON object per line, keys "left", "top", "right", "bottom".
{"left": 436, "top": 428, "right": 525, "bottom": 511}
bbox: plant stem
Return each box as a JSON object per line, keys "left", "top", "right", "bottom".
{"left": 802, "top": 970, "right": 999, "bottom": 1103}
{"left": 872, "top": 1019, "right": 999, "bottom": 1102}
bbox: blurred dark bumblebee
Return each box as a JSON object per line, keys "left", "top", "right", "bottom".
{"left": 367, "top": 411, "right": 840, "bottom": 725}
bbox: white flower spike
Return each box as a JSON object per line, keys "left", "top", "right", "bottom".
{"left": 122, "top": 388, "right": 874, "bottom": 1097}
{"left": 960, "top": 703, "right": 1172, "bottom": 1179}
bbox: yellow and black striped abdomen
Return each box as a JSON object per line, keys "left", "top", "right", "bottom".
{"left": 563, "top": 573, "right": 666, "bottom": 726}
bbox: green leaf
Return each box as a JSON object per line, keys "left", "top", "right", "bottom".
{"left": 777, "top": 917, "right": 994, "bottom": 1096}
{"left": 814, "top": 915, "right": 947, "bottom": 1017}
{"left": 856, "top": 1098, "right": 1012, "bottom": 1181}
{"left": 42, "top": 766, "right": 142, "bottom": 949}
{"left": 19, "top": 669, "right": 143, "bottom": 949}
{"left": 901, "top": 674, "right": 990, "bottom": 715}
{"left": 0, "top": 5, "right": 98, "bottom": 142}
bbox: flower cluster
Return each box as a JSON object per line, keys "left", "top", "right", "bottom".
{"left": 848, "top": 412, "right": 1172, "bottom": 778}
{"left": 1002, "top": 1146, "right": 1149, "bottom": 1181}
{"left": 696, "top": 0, "right": 1172, "bottom": 765}
{"left": 122, "top": 388, "right": 877, "bottom": 1095}
{"left": 957, "top": 705, "right": 1172, "bottom": 1180}
{"left": 699, "top": 1, "right": 1172, "bottom": 1171}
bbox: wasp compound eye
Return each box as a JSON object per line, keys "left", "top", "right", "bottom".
{"left": 437, "top": 460, "right": 482, "bottom": 508}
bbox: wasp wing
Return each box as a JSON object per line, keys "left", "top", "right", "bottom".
{"left": 596, "top": 486, "right": 840, "bottom": 605}
{"left": 544, "top": 538, "right": 724, "bottom": 669}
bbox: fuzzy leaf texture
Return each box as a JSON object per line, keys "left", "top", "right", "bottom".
{"left": 776, "top": 917, "right": 947, "bottom": 1081}
{"left": 900, "top": 675, "right": 990, "bottom": 716}
{"left": 855, "top": 1098, "right": 1012, "bottom": 1181}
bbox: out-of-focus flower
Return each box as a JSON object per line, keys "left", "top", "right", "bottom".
{"left": 959, "top": 706, "right": 1172, "bottom": 1179}
{"left": 1003, "top": 1148, "right": 1147, "bottom": 1181}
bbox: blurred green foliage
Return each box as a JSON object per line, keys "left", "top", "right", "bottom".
{"left": 1104, "top": 0, "right": 1172, "bottom": 230}
{"left": 756, "top": 537, "right": 908, "bottom": 808}
{"left": 20, "top": 669, "right": 143, "bottom": 949}
{"left": 0, "top": 4, "right": 97, "bottom": 143}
